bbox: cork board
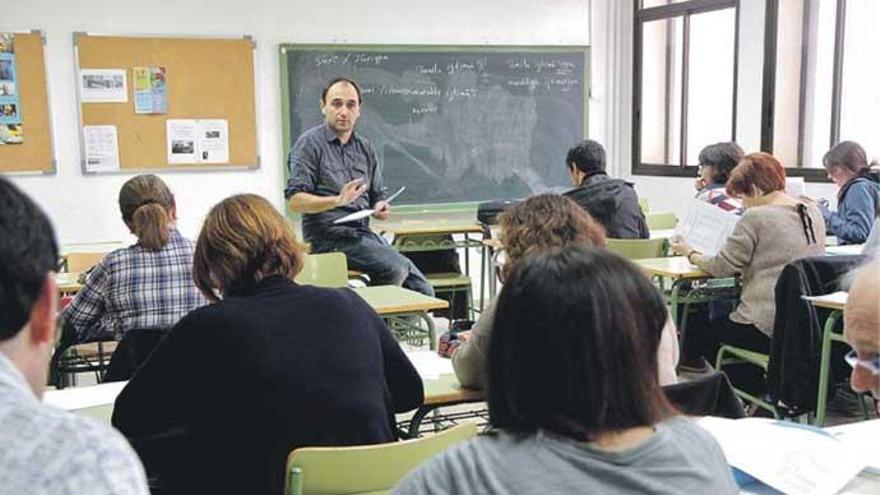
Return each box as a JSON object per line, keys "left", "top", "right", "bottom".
{"left": 74, "top": 33, "right": 258, "bottom": 172}
{"left": 0, "top": 31, "right": 54, "bottom": 174}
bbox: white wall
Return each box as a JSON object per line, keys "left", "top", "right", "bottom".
{"left": 5, "top": 0, "right": 589, "bottom": 243}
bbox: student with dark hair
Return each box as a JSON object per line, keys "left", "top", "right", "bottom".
{"left": 672, "top": 153, "right": 825, "bottom": 374}
{"left": 817, "top": 141, "right": 880, "bottom": 245}
{"left": 397, "top": 246, "right": 736, "bottom": 494}
{"left": 563, "top": 139, "right": 649, "bottom": 238}
{"left": 0, "top": 177, "right": 148, "bottom": 494}
{"left": 695, "top": 142, "right": 745, "bottom": 214}
{"left": 113, "top": 194, "right": 423, "bottom": 495}
{"left": 61, "top": 174, "right": 206, "bottom": 343}
{"left": 285, "top": 77, "right": 433, "bottom": 296}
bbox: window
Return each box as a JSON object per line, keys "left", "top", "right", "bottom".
{"left": 633, "top": 0, "right": 739, "bottom": 176}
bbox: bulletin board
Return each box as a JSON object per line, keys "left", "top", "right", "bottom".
{"left": 74, "top": 33, "right": 258, "bottom": 173}
{"left": 0, "top": 31, "right": 54, "bottom": 174}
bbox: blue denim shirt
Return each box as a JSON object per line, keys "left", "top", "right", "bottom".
{"left": 285, "top": 124, "right": 385, "bottom": 243}
{"left": 822, "top": 175, "right": 880, "bottom": 245}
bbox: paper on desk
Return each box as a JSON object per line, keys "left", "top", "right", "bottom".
{"left": 826, "top": 419, "right": 880, "bottom": 474}
{"left": 786, "top": 177, "right": 806, "bottom": 198}
{"left": 43, "top": 381, "right": 127, "bottom": 411}
{"left": 676, "top": 200, "right": 740, "bottom": 256}
{"left": 405, "top": 350, "right": 453, "bottom": 379}
{"left": 698, "top": 416, "right": 866, "bottom": 495}
{"left": 802, "top": 291, "right": 848, "bottom": 306}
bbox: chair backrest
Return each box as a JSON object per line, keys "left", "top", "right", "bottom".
{"left": 645, "top": 211, "right": 677, "bottom": 230}
{"left": 295, "top": 252, "right": 349, "bottom": 288}
{"left": 286, "top": 422, "right": 477, "bottom": 495}
{"left": 605, "top": 238, "right": 667, "bottom": 260}
{"left": 64, "top": 252, "right": 107, "bottom": 273}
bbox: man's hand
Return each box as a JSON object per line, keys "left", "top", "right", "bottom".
{"left": 336, "top": 178, "right": 367, "bottom": 207}
{"left": 372, "top": 200, "right": 391, "bottom": 220}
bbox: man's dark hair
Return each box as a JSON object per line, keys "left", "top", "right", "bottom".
{"left": 320, "top": 77, "right": 362, "bottom": 105}
{"left": 488, "top": 245, "right": 675, "bottom": 439}
{"left": 698, "top": 142, "right": 744, "bottom": 185}
{"left": 566, "top": 140, "right": 606, "bottom": 175}
{"left": 0, "top": 176, "right": 58, "bottom": 340}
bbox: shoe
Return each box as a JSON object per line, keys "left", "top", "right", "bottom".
{"left": 677, "top": 357, "right": 710, "bottom": 374}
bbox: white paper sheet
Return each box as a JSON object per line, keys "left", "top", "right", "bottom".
{"left": 83, "top": 125, "right": 120, "bottom": 172}
{"left": 405, "top": 350, "right": 454, "bottom": 379}
{"left": 676, "top": 200, "right": 741, "bottom": 255}
{"left": 826, "top": 419, "right": 880, "bottom": 474}
{"left": 697, "top": 417, "right": 866, "bottom": 495}
{"left": 79, "top": 68, "right": 128, "bottom": 103}
{"left": 43, "top": 381, "right": 127, "bottom": 411}
{"left": 786, "top": 177, "right": 806, "bottom": 198}
{"left": 166, "top": 119, "right": 229, "bottom": 165}
{"left": 802, "top": 291, "right": 848, "bottom": 307}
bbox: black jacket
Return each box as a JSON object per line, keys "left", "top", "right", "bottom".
{"left": 563, "top": 173, "right": 649, "bottom": 239}
{"left": 112, "top": 276, "right": 424, "bottom": 494}
{"left": 767, "top": 255, "right": 866, "bottom": 415}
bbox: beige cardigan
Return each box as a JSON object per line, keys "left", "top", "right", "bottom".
{"left": 452, "top": 294, "right": 680, "bottom": 390}
{"left": 692, "top": 203, "right": 826, "bottom": 335}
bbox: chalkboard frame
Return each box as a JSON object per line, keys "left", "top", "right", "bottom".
{"left": 279, "top": 44, "right": 590, "bottom": 213}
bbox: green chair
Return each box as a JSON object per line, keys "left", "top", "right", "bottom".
{"left": 645, "top": 211, "right": 677, "bottom": 230}
{"left": 426, "top": 272, "right": 473, "bottom": 320}
{"left": 606, "top": 238, "right": 668, "bottom": 260}
{"left": 286, "top": 422, "right": 477, "bottom": 495}
{"left": 715, "top": 345, "right": 779, "bottom": 418}
{"left": 295, "top": 252, "right": 349, "bottom": 288}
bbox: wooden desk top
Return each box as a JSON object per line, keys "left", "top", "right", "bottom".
{"left": 352, "top": 285, "right": 449, "bottom": 315}
{"left": 804, "top": 291, "right": 848, "bottom": 311}
{"left": 826, "top": 244, "right": 865, "bottom": 256}
{"left": 60, "top": 241, "right": 125, "bottom": 256}
{"left": 56, "top": 272, "right": 83, "bottom": 293}
{"left": 372, "top": 210, "right": 482, "bottom": 236}
{"left": 649, "top": 229, "right": 676, "bottom": 240}
{"left": 422, "top": 372, "right": 484, "bottom": 406}
{"left": 635, "top": 256, "right": 709, "bottom": 279}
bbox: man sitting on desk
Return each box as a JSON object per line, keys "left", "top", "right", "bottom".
{"left": 285, "top": 77, "right": 434, "bottom": 296}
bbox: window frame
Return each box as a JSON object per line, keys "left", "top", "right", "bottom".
{"left": 632, "top": 0, "right": 740, "bottom": 178}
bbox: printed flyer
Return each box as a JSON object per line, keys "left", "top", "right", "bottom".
{"left": 0, "top": 33, "right": 23, "bottom": 144}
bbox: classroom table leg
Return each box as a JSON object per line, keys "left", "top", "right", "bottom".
{"left": 815, "top": 310, "right": 842, "bottom": 427}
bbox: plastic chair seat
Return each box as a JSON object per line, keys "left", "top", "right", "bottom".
{"left": 606, "top": 238, "right": 668, "bottom": 260}
{"left": 425, "top": 272, "right": 471, "bottom": 289}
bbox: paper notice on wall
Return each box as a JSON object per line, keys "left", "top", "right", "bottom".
{"left": 80, "top": 68, "right": 128, "bottom": 103}
{"left": 133, "top": 66, "right": 167, "bottom": 114}
{"left": 83, "top": 125, "right": 120, "bottom": 172}
{"left": 676, "top": 200, "right": 741, "bottom": 256}
{"left": 0, "top": 33, "right": 23, "bottom": 144}
{"left": 166, "top": 119, "right": 229, "bottom": 165}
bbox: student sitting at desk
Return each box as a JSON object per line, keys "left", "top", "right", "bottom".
{"left": 694, "top": 142, "right": 744, "bottom": 214}
{"left": 815, "top": 141, "right": 879, "bottom": 245}
{"left": 397, "top": 247, "right": 736, "bottom": 494}
{"left": 452, "top": 194, "right": 679, "bottom": 389}
{"left": 112, "top": 194, "right": 423, "bottom": 495}
{"left": 671, "top": 153, "right": 825, "bottom": 378}
{"left": 563, "top": 139, "right": 649, "bottom": 239}
{"left": 0, "top": 177, "right": 148, "bottom": 494}
{"left": 61, "top": 175, "right": 206, "bottom": 369}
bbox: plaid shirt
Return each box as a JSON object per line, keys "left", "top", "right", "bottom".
{"left": 62, "top": 229, "right": 208, "bottom": 341}
{"left": 696, "top": 184, "right": 744, "bottom": 215}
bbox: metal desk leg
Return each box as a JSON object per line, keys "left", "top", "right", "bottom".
{"left": 407, "top": 404, "right": 436, "bottom": 438}
{"left": 421, "top": 312, "right": 437, "bottom": 351}
{"left": 815, "top": 310, "right": 842, "bottom": 427}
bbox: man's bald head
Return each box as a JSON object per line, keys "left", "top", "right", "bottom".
{"left": 844, "top": 260, "right": 880, "bottom": 396}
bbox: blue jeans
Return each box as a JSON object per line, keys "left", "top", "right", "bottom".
{"left": 313, "top": 230, "right": 435, "bottom": 297}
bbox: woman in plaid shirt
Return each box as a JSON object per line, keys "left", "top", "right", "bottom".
{"left": 61, "top": 174, "right": 207, "bottom": 348}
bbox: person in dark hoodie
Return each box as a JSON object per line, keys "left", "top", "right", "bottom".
{"left": 815, "top": 141, "right": 880, "bottom": 245}
{"left": 562, "top": 140, "right": 649, "bottom": 239}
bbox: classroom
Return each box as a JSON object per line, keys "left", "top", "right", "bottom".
{"left": 1, "top": 0, "right": 878, "bottom": 494}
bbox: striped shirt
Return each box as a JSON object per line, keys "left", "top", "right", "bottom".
{"left": 62, "top": 228, "right": 208, "bottom": 341}
{"left": 696, "top": 184, "right": 743, "bottom": 215}
{"left": 0, "top": 352, "right": 149, "bottom": 495}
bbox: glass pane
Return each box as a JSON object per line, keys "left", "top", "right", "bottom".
{"left": 642, "top": 0, "right": 689, "bottom": 9}
{"left": 771, "top": 0, "right": 806, "bottom": 168}
{"left": 687, "top": 8, "right": 736, "bottom": 165}
{"left": 800, "top": 0, "right": 837, "bottom": 168}
{"left": 840, "top": 0, "right": 880, "bottom": 164}
{"left": 640, "top": 16, "right": 684, "bottom": 165}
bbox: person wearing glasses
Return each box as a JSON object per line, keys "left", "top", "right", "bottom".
{"left": 694, "top": 142, "right": 744, "bottom": 214}
{"left": 844, "top": 260, "right": 879, "bottom": 400}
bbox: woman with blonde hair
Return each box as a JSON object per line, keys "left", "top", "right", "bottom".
{"left": 453, "top": 193, "right": 679, "bottom": 389}
{"left": 112, "top": 193, "right": 423, "bottom": 494}
{"left": 61, "top": 174, "right": 205, "bottom": 355}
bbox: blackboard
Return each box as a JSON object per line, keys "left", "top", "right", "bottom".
{"left": 280, "top": 45, "right": 589, "bottom": 205}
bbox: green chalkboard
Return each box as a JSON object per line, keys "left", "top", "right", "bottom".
{"left": 280, "top": 45, "right": 589, "bottom": 206}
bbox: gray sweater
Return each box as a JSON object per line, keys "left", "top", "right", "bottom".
{"left": 394, "top": 416, "right": 738, "bottom": 495}
{"left": 693, "top": 203, "right": 825, "bottom": 335}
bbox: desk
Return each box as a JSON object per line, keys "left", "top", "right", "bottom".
{"left": 649, "top": 228, "right": 676, "bottom": 240}
{"left": 635, "top": 257, "right": 710, "bottom": 323}
{"left": 804, "top": 291, "right": 849, "bottom": 426}
{"left": 826, "top": 244, "right": 865, "bottom": 256}
{"left": 60, "top": 241, "right": 125, "bottom": 256}
{"left": 353, "top": 285, "right": 448, "bottom": 350}
{"left": 56, "top": 272, "right": 83, "bottom": 294}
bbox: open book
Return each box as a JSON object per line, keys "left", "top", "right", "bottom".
{"left": 676, "top": 200, "right": 741, "bottom": 256}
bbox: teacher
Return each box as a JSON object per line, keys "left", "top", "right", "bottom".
{"left": 285, "top": 77, "right": 433, "bottom": 296}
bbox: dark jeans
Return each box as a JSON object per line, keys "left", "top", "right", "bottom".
{"left": 684, "top": 309, "right": 771, "bottom": 396}
{"left": 313, "top": 230, "right": 435, "bottom": 297}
